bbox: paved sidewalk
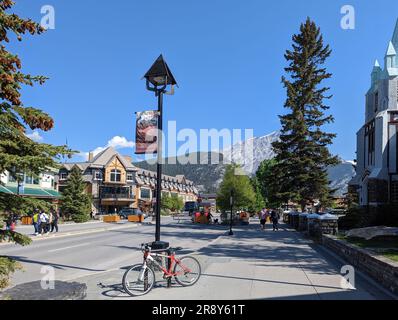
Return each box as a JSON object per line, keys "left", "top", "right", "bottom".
{"left": 78, "top": 223, "right": 395, "bottom": 300}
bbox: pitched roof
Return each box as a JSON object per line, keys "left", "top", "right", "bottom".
{"left": 392, "top": 18, "right": 398, "bottom": 49}
{"left": 62, "top": 147, "right": 137, "bottom": 171}
{"left": 386, "top": 41, "right": 397, "bottom": 56}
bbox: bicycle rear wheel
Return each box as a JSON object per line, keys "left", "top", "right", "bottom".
{"left": 122, "top": 264, "right": 156, "bottom": 296}
{"left": 174, "top": 256, "right": 201, "bottom": 287}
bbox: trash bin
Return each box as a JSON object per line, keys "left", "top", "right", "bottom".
{"left": 319, "top": 213, "right": 339, "bottom": 235}
{"left": 298, "top": 213, "right": 308, "bottom": 231}
{"left": 307, "top": 213, "right": 321, "bottom": 237}
{"left": 283, "top": 212, "right": 290, "bottom": 223}
{"left": 290, "top": 212, "right": 299, "bottom": 229}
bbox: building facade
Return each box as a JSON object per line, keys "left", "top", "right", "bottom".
{"left": 135, "top": 169, "right": 198, "bottom": 211}
{"left": 58, "top": 148, "right": 137, "bottom": 214}
{"left": 350, "top": 19, "right": 398, "bottom": 206}
{"left": 57, "top": 147, "right": 198, "bottom": 214}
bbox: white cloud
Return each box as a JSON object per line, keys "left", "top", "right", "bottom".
{"left": 77, "top": 136, "right": 135, "bottom": 161}
{"left": 26, "top": 131, "right": 43, "bottom": 142}
{"left": 107, "top": 136, "right": 135, "bottom": 149}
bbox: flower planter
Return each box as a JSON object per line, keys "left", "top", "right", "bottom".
{"left": 102, "top": 215, "right": 120, "bottom": 223}
{"left": 128, "top": 215, "right": 144, "bottom": 223}
{"left": 21, "top": 216, "right": 33, "bottom": 225}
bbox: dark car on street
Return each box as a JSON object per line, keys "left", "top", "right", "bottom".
{"left": 119, "top": 208, "right": 145, "bottom": 220}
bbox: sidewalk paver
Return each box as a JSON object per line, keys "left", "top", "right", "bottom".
{"left": 75, "top": 222, "right": 392, "bottom": 300}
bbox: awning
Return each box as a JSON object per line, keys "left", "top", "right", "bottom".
{"left": 0, "top": 185, "right": 61, "bottom": 198}
{"left": 0, "top": 185, "right": 13, "bottom": 194}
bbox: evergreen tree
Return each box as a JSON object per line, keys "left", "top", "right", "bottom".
{"left": 271, "top": 18, "right": 339, "bottom": 211}
{"left": 255, "top": 159, "right": 281, "bottom": 208}
{"left": 0, "top": 1, "right": 73, "bottom": 288}
{"left": 249, "top": 176, "right": 266, "bottom": 213}
{"left": 217, "top": 164, "right": 256, "bottom": 211}
{"left": 60, "top": 167, "right": 91, "bottom": 223}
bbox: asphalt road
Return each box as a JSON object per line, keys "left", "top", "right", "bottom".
{"left": 2, "top": 217, "right": 223, "bottom": 287}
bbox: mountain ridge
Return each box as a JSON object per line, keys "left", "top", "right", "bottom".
{"left": 134, "top": 132, "right": 355, "bottom": 196}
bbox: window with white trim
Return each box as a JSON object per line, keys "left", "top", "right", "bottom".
{"left": 110, "top": 169, "right": 121, "bottom": 182}
{"left": 94, "top": 171, "right": 102, "bottom": 181}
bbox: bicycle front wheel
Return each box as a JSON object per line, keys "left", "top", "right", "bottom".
{"left": 122, "top": 264, "right": 156, "bottom": 296}
{"left": 174, "top": 256, "right": 201, "bottom": 287}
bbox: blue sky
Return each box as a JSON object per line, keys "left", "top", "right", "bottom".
{"left": 9, "top": 0, "right": 398, "bottom": 162}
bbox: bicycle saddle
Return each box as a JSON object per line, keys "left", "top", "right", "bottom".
{"left": 168, "top": 247, "right": 183, "bottom": 253}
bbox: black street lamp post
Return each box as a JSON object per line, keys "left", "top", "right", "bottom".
{"left": 143, "top": 55, "right": 177, "bottom": 244}
{"left": 229, "top": 190, "right": 234, "bottom": 236}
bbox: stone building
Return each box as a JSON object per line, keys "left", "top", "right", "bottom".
{"left": 350, "top": 19, "right": 398, "bottom": 205}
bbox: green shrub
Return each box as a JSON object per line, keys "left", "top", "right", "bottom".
{"left": 339, "top": 204, "right": 398, "bottom": 230}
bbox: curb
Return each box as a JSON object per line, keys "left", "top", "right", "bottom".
{"left": 0, "top": 223, "right": 141, "bottom": 246}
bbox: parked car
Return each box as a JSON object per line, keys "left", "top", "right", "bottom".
{"left": 119, "top": 208, "right": 145, "bottom": 220}
{"left": 184, "top": 201, "right": 199, "bottom": 215}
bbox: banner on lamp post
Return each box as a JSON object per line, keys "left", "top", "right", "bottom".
{"left": 135, "top": 111, "right": 159, "bottom": 155}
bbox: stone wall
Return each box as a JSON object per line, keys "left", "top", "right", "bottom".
{"left": 322, "top": 234, "right": 398, "bottom": 295}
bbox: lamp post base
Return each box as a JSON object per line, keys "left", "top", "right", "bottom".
{"left": 228, "top": 230, "right": 234, "bottom": 236}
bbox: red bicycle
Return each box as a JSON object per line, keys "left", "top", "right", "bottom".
{"left": 122, "top": 242, "right": 202, "bottom": 296}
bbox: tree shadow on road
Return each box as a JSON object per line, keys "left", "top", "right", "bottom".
{"left": 7, "top": 256, "right": 105, "bottom": 272}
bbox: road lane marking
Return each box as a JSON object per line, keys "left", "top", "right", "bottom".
{"left": 48, "top": 243, "right": 92, "bottom": 253}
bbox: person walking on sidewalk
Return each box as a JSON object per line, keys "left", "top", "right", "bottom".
{"left": 51, "top": 210, "right": 59, "bottom": 233}
{"left": 47, "top": 211, "right": 53, "bottom": 234}
{"left": 38, "top": 211, "right": 49, "bottom": 236}
{"left": 270, "top": 209, "right": 280, "bottom": 231}
{"left": 32, "top": 209, "right": 40, "bottom": 235}
{"left": 259, "top": 208, "right": 267, "bottom": 230}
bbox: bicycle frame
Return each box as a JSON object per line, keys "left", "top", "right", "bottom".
{"left": 143, "top": 250, "right": 192, "bottom": 278}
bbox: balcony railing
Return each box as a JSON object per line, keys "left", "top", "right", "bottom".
{"left": 100, "top": 193, "right": 134, "bottom": 200}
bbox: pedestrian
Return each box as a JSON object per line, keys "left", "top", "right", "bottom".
{"left": 51, "top": 210, "right": 59, "bottom": 233}
{"left": 4, "top": 215, "right": 12, "bottom": 231}
{"left": 259, "top": 208, "right": 267, "bottom": 230}
{"left": 270, "top": 209, "right": 280, "bottom": 231}
{"left": 33, "top": 209, "right": 40, "bottom": 235}
{"left": 48, "top": 210, "right": 53, "bottom": 233}
{"left": 38, "top": 211, "right": 49, "bottom": 236}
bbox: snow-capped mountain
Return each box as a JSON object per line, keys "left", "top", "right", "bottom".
{"left": 222, "top": 131, "right": 280, "bottom": 175}
{"left": 327, "top": 160, "right": 356, "bottom": 196}
{"left": 221, "top": 131, "right": 355, "bottom": 196}
{"left": 135, "top": 131, "right": 355, "bottom": 195}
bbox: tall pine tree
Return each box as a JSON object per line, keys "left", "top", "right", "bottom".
{"left": 0, "top": 0, "right": 73, "bottom": 288}
{"left": 60, "top": 167, "right": 92, "bottom": 223}
{"left": 271, "top": 18, "right": 339, "bottom": 211}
